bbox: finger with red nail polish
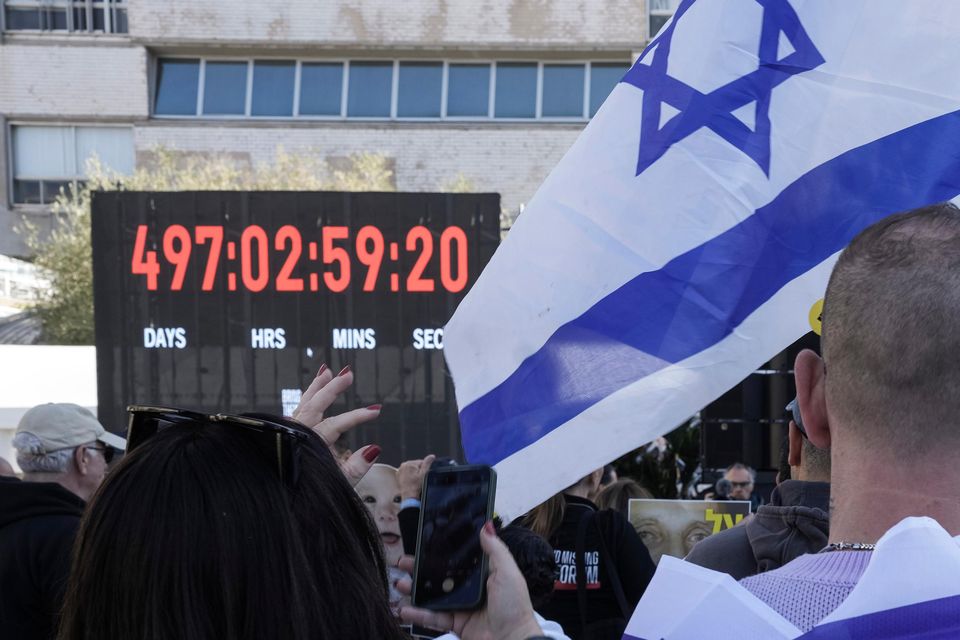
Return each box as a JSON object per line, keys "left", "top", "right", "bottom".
{"left": 362, "top": 445, "right": 381, "bottom": 463}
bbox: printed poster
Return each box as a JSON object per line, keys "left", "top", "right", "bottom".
{"left": 628, "top": 499, "right": 751, "bottom": 564}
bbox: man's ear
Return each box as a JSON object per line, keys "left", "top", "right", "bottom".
{"left": 788, "top": 420, "right": 803, "bottom": 467}
{"left": 794, "top": 349, "right": 830, "bottom": 449}
{"left": 73, "top": 446, "right": 89, "bottom": 476}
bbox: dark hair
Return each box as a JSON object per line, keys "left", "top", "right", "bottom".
{"left": 526, "top": 473, "right": 595, "bottom": 538}
{"left": 594, "top": 478, "right": 653, "bottom": 517}
{"left": 497, "top": 524, "right": 557, "bottom": 610}
{"left": 58, "top": 418, "right": 406, "bottom": 640}
{"left": 777, "top": 428, "right": 791, "bottom": 483}
{"left": 823, "top": 203, "right": 960, "bottom": 451}
{"left": 600, "top": 464, "right": 617, "bottom": 486}
{"left": 525, "top": 492, "right": 568, "bottom": 540}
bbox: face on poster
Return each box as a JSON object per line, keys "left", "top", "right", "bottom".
{"left": 628, "top": 499, "right": 751, "bottom": 565}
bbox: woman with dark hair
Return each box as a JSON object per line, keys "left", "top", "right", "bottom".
{"left": 58, "top": 367, "right": 408, "bottom": 640}
{"left": 523, "top": 470, "right": 656, "bottom": 640}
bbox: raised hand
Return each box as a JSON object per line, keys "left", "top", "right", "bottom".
{"left": 397, "top": 454, "right": 437, "bottom": 500}
{"left": 293, "top": 364, "right": 383, "bottom": 485}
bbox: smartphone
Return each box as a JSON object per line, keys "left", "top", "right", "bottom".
{"left": 411, "top": 464, "right": 496, "bottom": 611}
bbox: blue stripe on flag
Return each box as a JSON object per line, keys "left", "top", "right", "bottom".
{"left": 797, "top": 594, "right": 960, "bottom": 639}
{"left": 461, "top": 108, "right": 960, "bottom": 465}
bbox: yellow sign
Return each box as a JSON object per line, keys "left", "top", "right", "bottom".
{"left": 809, "top": 299, "right": 824, "bottom": 335}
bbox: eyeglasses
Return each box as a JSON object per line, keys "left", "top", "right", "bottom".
{"left": 126, "top": 405, "right": 310, "bottom": 486}
{"left": 729, "top": 481, "right": 752, "bottom": 489}
{"left": 85, "top": 444, "right": 115, "bottom": 464}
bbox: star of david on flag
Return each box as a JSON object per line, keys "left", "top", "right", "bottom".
{"left": 443, "top": 0, "right": 960, "bottom": 526}
{"left": 625, "top": 0, "right": 825, "bottom": 175}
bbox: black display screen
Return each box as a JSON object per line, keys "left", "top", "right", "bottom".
{"left": 413, "top": 465, "right": 494, "bottom": 610}
{"left": 91, "top": 191, "right": 500, "bottom": 463}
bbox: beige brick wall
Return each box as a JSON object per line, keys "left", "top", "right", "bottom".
{"left": 129, "top": 0, "right": 647, "bottom": 50}
{"left": 135, "top": 122, "right": 584, "bottom": 213}
{"left": 0, "top": 40, "right": 149, "bottom": 118}
{"left": 0, "top": 1, "right": 646, "bottom": 256}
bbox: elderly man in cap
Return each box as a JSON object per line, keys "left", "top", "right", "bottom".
{"left": 0, "top": 403, "right": 125, "bottom": 640}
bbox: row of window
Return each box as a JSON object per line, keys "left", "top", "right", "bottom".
{"left": 155, "top": 58, "right": 630, "bottom": 121}
{"left": 11, "top": 125, "right": 134, "bottom": 204}
{"left": 3, "top": 0, "right": 127, "bottom": 33}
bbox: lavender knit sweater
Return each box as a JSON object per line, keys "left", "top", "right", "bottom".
{"left": 739, "top": 551, "right": 872, "bottom": 632}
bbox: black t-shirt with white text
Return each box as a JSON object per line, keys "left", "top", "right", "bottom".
{"left": 529, "top": 495, "right": 656, "bottom": 639}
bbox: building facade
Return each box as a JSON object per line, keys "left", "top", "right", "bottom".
{"left": 0, "top": 0, "right": 681, "bottom": 256}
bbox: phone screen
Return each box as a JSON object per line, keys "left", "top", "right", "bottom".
{"left": 412, "top": 465, "right": 496, "bottom": 610}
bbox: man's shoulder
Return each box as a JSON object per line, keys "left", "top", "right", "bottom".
{"left": 739, "top": 552, "right": 869, "bottom": 633}
{"left": 684, "top": 519, "right": 755, "bottom": 579}
{"left": 0, "top": 480, "right": 84, "bottom": 543}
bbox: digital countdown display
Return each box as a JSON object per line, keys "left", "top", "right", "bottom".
{"left": 92, "top": 191, "right": 501, "bottom": 463}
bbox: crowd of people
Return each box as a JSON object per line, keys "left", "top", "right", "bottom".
{"left": 1, "top": 202, "right": 958, "bottom": 639}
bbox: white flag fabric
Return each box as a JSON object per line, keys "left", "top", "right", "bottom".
{"left": 444, "top": 0, "right": 960, "bottom": 519}
{"left": 621, "top": 517, "right": 960, "bottom": 639}
{"left": 622, "top": 555, "right": 801, "bottom": 639}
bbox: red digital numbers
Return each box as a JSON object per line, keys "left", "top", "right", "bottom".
{"left": 131, "top": 225, "right": 160, "bottom": 290}
{"left": 129, "top": 223, "right": 470, "bottom": 294}
{"left": 322, "top": 226, "right": 351, "bottom": 293}
{"left": 406, "top": 225, "right": 435, "bottom": 292}
{"left": 275, "top": 225, "right": 304, "bottom": 292}
{"left": 194, "top": 226, "right": 223, "bottom": 291}
{"left": 241, "top": 225, "right": 270, "bottom": 292}
{"left": 163, "top": 225, "right": 192, "bottom": 291}
{"left": 440, "top": 226, "right": 469, "bottom": 293}
{"left": 356, "top": 226, "right": 384, "bottom": 291}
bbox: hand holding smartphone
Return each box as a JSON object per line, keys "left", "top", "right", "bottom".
{"left": 411, "top": 464, "right": 496, "bottom": 611}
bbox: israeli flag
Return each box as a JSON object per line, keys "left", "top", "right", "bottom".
{"left": 621, "top": 517, "right": 960, "bottom": 639}
{"left": 444, "top": 0, "right": 960, "bottom": 519}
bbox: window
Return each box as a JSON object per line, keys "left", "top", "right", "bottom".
{"left": 3, "top": 0, "right": 128, "bottom": 33}
{"left": 251, "top": 61, "right": 295, "bottom": 117}
{"left": 155, "top": 59, "right": 200, "bottom": 116}
{"left": 397, "top": 62, "right": 442, "bottom": 118}
{"left": 494, "top": 63, "right": 537, "bottom": 118}
{"left": 11, "top": 125, "right": 133, "bottom": 205}
{"left": 151, "top": 56, "right": 630, "bottom": 121}
{"left": 542, "top": 64, "right": 585, "bottom": 118}
{"left": 300, "top": 63, "right": 343, "bottom": 116}
{"left": 589, "top": 63, "right": 629, "bottom": 117}
{"left": 648, "top": 0, "right": 680, "bottom": 39}
{"left": 202, "top": 61, "right": 248, "bottom": 116}
{"left": 347, "top": 61, "right": 393, "bottom": 117}
{"left": 446, "top": 64, "right": 490, "bottom": 117}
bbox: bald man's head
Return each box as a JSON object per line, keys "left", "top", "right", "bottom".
{"left": 822, "top": 202, "right": 960, "bottom": 454}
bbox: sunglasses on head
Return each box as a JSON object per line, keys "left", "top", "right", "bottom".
{"left": 126, "top": 405, "right": 310, "bottom": 486}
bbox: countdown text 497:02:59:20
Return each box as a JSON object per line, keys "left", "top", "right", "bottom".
{"left": 130, "top": 223, "right": 470, "bottom": 294}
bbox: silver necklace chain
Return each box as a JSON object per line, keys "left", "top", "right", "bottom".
{"left": 821, "top": 541, "right": 876, "bottom": 552}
